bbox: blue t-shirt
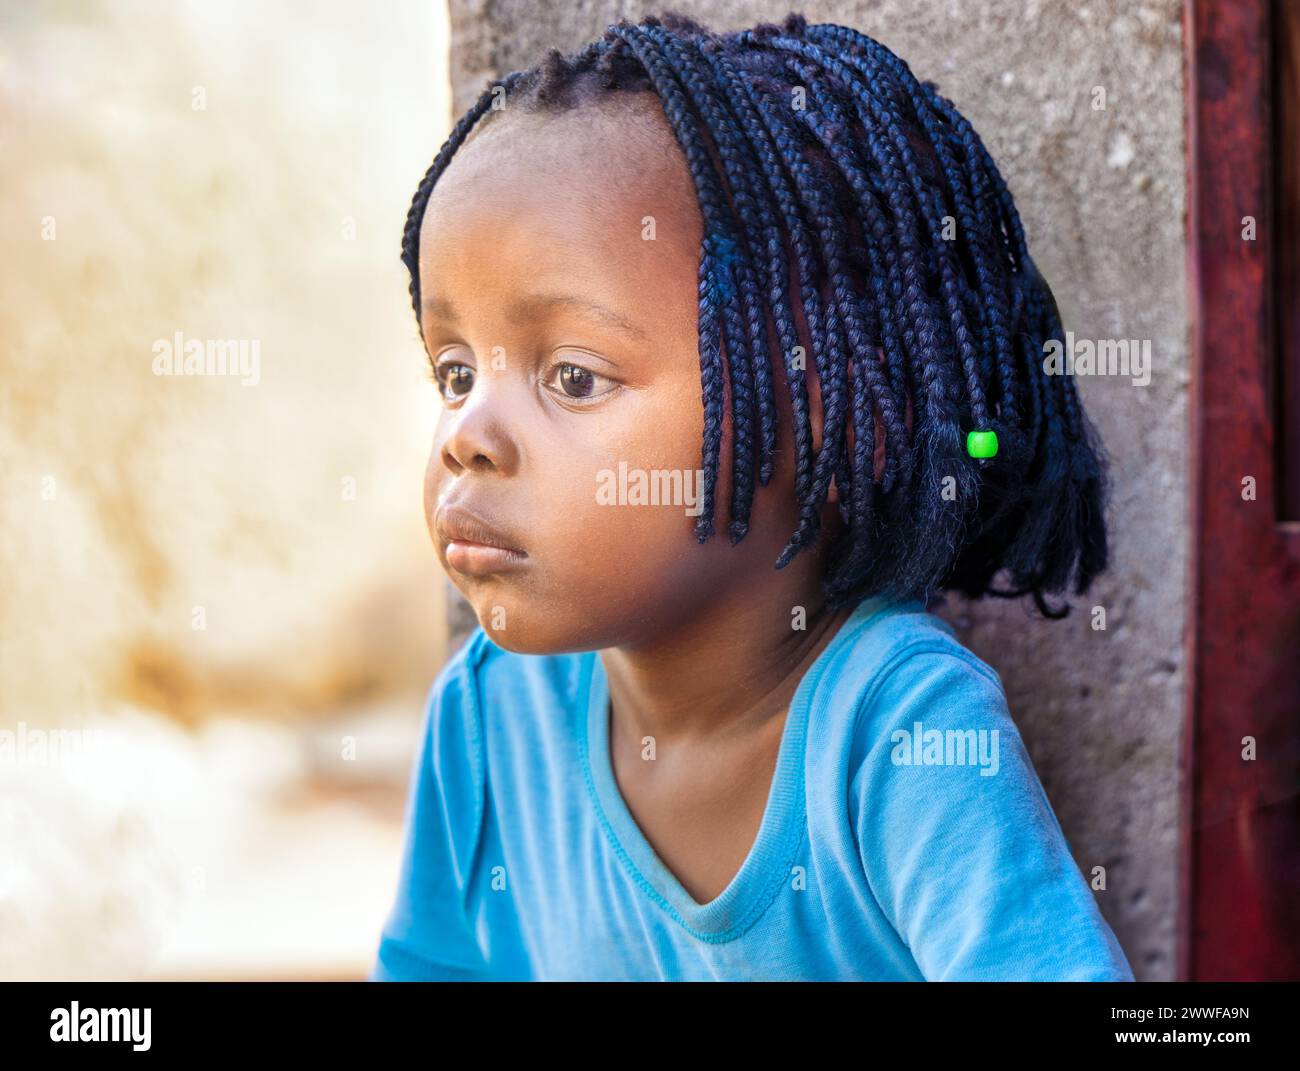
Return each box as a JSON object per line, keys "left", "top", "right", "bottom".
{"left": 368, "top": 596, "right": 1134, "bottom": 981}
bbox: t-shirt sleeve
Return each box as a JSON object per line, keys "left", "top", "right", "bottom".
{"left": 851, "top": 643, "right": 1135, "bottom": 981}
{"left": 368, "top": 641, "right": 493, "bottom": 981}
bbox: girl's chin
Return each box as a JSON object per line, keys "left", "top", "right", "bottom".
{"left": 460, "top": 603, "right": 614, "bottom": 656}
{"left": 471, "top": 627, "right": 585, "bottom": 656}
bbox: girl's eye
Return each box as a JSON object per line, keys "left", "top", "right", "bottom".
{"left": 546, "top": 362, "right": 617, "bottom": 401}
{"left": 434, "top": 362, "right": 474, "bottom": 401}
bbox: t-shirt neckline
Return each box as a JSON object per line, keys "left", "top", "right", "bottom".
{"left": 578, "top": 596, "right": 891, "bottom": 940}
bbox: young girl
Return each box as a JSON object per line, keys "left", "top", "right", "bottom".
{"left": 369, "top": 11, "right": 1133, "bottom": 981}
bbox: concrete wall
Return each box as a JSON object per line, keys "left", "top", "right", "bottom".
{"left": 443, "top": 0, "right": 1188, "bottom": 979}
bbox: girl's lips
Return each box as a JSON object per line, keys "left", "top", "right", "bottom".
{"left": 444, "top": 540, "right": 529, "bottom": 575}
{"left": 436, "top": 503, "right": 529, "bottom": 576}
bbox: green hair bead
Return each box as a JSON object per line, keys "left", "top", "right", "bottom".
{"left": 966, "top": 429, "right": 998, "bottom": 459}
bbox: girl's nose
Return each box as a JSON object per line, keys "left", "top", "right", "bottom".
{"left": 438, "top": 379, "right": 520, "bottom": 476}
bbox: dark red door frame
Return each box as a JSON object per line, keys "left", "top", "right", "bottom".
{"left": 1183, "top": 0, "right": 1300, "bottom": 981}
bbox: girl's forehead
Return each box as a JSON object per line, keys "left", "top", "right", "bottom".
{"left": 415, "top": 98, "right": 703, "bottom": 343}
{"left": 427, "top": 95, "right": 698, "bottom": 227}
{"left": 419, "top": 100, "right": 701, "bottom": 281}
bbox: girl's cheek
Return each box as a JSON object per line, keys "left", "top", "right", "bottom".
{"left": 525, "top": 384, "right": 704, "bottom": 557}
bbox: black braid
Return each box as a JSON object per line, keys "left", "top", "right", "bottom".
{"left": 399, "top": 10, "right": 1110, "bottom": 617}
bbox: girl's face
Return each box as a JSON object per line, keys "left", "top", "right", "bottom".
{"left": 418, "top": 92, "right": 831, "bottom": 653}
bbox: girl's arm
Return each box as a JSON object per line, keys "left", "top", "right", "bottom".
{"left": 851, "top": 645, "right": 1135, "bottom": 982}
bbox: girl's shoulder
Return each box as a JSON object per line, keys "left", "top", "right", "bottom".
{"left": 826, "top": 602, "right": 1133, "bottom": 980}
{"left": 810, "top": 598, "right": 1009, "bottom": 731}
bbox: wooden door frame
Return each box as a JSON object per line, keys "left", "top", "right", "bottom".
{"left": 1183, "top": 0, "right": 1300, "bottom": 981}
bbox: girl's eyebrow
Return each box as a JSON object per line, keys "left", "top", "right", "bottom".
{"left": 423, "top": 292, "right": 650, "bottom": 343}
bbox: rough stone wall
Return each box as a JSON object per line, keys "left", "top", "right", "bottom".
{"left": 442, "top": 0, "right": 1188, "bottom": 979}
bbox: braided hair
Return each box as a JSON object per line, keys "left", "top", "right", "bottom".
{"left": 401, "top": 10, "right": 1108, "bottom": 618}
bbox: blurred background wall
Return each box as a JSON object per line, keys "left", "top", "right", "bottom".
{"left": 1, "top": 0, "right": 451, "bottom": 979}
{"left": 445, "top": 0, "right": 1189, "bottom": 981}
{"left": 1, "top": 0, "right": 1188, "bottom": 981}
